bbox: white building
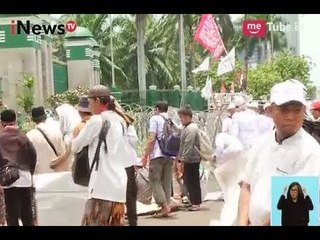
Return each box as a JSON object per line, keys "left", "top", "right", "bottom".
{"left": 280, "top": 14, "right": 300, "bottom": 55}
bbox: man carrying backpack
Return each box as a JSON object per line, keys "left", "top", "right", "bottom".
{"left": 177, "top": 105, "right": 202, "bottom": 211}
{"left": 141, "top": 101, "right": 175, "bottom": 218}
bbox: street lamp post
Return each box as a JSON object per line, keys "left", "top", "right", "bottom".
{"left": 179, "top": 14, "right": 187, "bottom": 106}
{"left": 109, "top": 14, "right": 115, "bottom": 89}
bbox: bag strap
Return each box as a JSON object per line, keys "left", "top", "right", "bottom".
{"left": 89, "top": 120, "right": 111, "bottom": 173}
{"left": 37, "top": 128, "right": 58, "bottom": 157}
{"left": 157, "top": 115, "right": 171, "bottom": 141}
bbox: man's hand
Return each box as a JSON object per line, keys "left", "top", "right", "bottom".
{"left": 141, "top": 154, "right": 149, "bottom": 167}
{"left": 283, "top": 186, "right": 288, "bottom": 195}
{"left": 303, "top": 188, "right": 308, "bottom": 196}
{"left": 262, "top": 214, "right": 270, "bottom": 226}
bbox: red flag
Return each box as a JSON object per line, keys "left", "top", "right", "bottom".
{"left": 194, "top": 14, "right": 226, "bottom": 59}
{"left": 220, "top": 81, "right": 226, "bottom": 93}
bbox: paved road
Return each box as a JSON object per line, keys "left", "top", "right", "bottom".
{"left": 139, "top": 179, "right": 224, "bottom": 226}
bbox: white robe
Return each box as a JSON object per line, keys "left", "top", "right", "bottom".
{"left": 213, "top": 132, "right": 246, "bottom": 226}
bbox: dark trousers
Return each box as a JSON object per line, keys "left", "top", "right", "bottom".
{"left": 183, "top": 162, "right": 202, "bottom": 205}
{"left": 3, "top": 187, "right": 33, "bottom": 226}
{"left": 126, "top": 166, "right": 137, "bottom": 226}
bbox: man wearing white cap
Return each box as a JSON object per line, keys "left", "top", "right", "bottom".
{"left": 231, "top": 96, "right": 260, "bottom": 150}
{"left": 238, "top": 80, "right": 320, "bottom": 226}
{"left": 221, "top": 103, "right": 236, "bottom": 134}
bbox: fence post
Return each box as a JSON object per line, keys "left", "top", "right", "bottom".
{"left": 111, "top": 86, "right": 122, "bottom": 103}
{"left": 147, "top": 85, "right": 158, "bottom": 106}
{"left": 171, "top": 85, "right": 181, "bottom": 108}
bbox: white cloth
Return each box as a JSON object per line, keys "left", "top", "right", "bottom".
{"left": 214, "top": 152, "right": 246, "bottom": 226}
{"left": 192, "top": 57, "right": 210, "bottom": 74}
{"left": 221, "top": 116, "right": 233, "bottom": 134}
{"left": 72, "top": 111, "right": 129, "bottom": 203}
{"left": 45, "top": 117, "right": 61, "bottom": 131}
{"left": 231, "top": 110, "right": 260, "bottom": 150}
{"left": 27, "top": 122, "right": 66, "bottom": 174}
{"left": 201, "top": 76, "right": 213, "bottom": 100}
{"left": 148, "top": 113, "right": 168, "bottom": 160}
{"left": 217, "top": 47, "right": 235, "bottom": 76}
{"left": 241, "top": 128, "right": 320, "bottom": 226}
{"left": 214, "top": 132, "right": 243, "bottom": 165}
{"left": 255, "top": 115, "right": 274, "bottom": 135}
{"left": 56, "top": 104, "right": 81, "bottom": 145}
{"left": 3, "top": 170, "right": 32, "bottom": 188}
{"left": 124, "top": 125, "right": 139, "bottom": 167}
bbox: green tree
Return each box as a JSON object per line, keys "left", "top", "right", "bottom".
{"left": 248, "top": 51, "right": 312, "bottom": 99}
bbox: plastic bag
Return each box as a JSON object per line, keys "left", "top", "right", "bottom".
{"left": 135, "top": 167, "right": 152, "bottom": 205}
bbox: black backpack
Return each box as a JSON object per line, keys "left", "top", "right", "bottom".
{"left": 157, "top": 116, "right": 181, "bottom": 157}
{"left": 72, "top": 120, "right": 110, "bottom": 186}
{"left": 302, "top": 118, "right": 320, "bottom": 144}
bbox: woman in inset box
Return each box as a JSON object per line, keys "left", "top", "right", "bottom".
{"left": 277, "top": 182, "right": 314, "bottom": 226}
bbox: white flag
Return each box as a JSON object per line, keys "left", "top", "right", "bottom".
{"left": 201, "top": 76, "right": 213, "bottom": 100}
{"left": 192, "top": 57, "right": 210, "bottom": 74}
{"left": 217, "top": 47, "right": 235, "bottom": 76}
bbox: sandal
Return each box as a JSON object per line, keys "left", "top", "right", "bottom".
{"left": 153, "top": 212, "right": 171, "bottom": 218}
{"left": 188, "top": 205, "right": 200, "bottom": 212}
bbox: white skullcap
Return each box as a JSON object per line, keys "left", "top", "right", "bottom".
{"left": 234, "top": 96, "right": 246, "bottom": 107}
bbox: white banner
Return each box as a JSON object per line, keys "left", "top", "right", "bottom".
{"left": 201, "top": 76, "right": 213, "bottom": 100}
{"left": 217, "top": 48, "right": 235, "bottom": 76}
{"left": 192, "top": 57, "right": 210, "bottom": 74}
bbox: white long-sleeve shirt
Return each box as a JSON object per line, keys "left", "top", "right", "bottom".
{"left": 126, "top": 125, "right": 141, "bottom": 166}
{"left": 72, "top": 111, "right": 129, "bottom": 203}
{"left": 27, "top": 122, "right": 66, "bottom": 174}
{"left": 231, "top": 109, "right": 260, "bottom": 150}
{"left": 242, "top": 128, "right": 320, "bottom": 226}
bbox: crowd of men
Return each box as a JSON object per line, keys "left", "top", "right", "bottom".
{"left": 1, "top": 78, "right": 320, "bottom": 226}
{"left": 0, "top": 84, "right": 206, "bottom": 226}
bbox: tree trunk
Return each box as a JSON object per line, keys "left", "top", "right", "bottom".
{"left": 264, "top": 39, "right": 269, "bottom": 61}
{"left": 179, "top": 14, "right": 187, "bottom": 106}
{"left": 136, "top": 14, "right": 146, "bottom": 105}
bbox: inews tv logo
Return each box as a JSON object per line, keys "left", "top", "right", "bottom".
{"left": 10, "top": 20, "right": 77, "bottom": 35}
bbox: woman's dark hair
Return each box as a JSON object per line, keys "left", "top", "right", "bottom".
{"left": 287, "top": 182, "right": 304, "bottom": 202}
{"left": 178, "top": 105, "right": 193, "bottom": 118}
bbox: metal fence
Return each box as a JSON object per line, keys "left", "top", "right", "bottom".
{"left": 120, "top": 103, "right": 229, "bottom": 157}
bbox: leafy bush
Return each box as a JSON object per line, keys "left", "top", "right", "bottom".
{"left": 47, "top": 86, "right": 89, "bottom": 109}
{"left": 16, "top": 74, "right": 35, "bottom": 114}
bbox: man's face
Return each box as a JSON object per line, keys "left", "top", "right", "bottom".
{"left": 153, "top": 107, "right": 160, "bottom": 115}
{"left": 271, "top": 101, "right": 305, "bottom": 137}
{"left": 88, "top": 97, "right": 100, "bottom": 115}
{"left": 179, "top": 114, "right": 192, "bottom": 126}
{"left": 228, "top": 108, "right": 235, "bottom": 116}
{"left": 311, "top": 109, "right": 320, "bottom": 120}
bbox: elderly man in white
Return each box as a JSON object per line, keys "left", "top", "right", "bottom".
{"left": 238, "top": 80, "right": 320, "bottom": 226}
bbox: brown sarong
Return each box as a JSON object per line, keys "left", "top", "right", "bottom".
{"left": 0, "top": 187, "right": 5, "bottom": 226}
{"left": 81, "top": 198, "right": 125, "bottom": 226}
